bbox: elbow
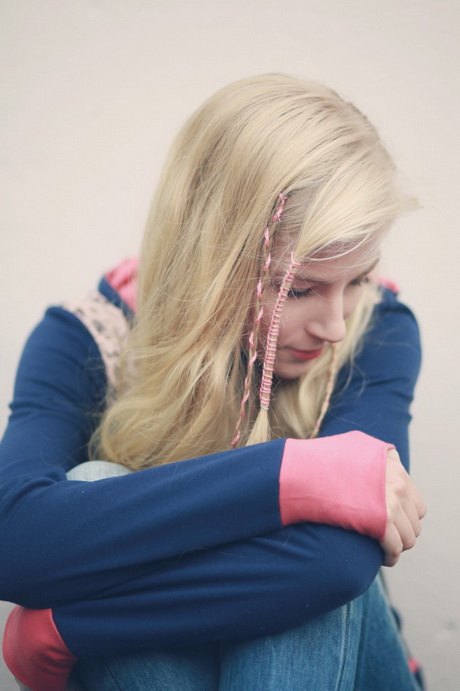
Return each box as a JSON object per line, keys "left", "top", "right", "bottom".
{"left": 0, "top": 560, "right": 54, "bottom": 609}
{"left": 0, "top": 535, "right": 62, "bottom": 608}
{"left": 328, "top": 529, "right": 383, "bottom": 603}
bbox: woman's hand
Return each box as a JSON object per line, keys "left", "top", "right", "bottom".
{"left": 381, "top": 448, "right": 427, "bottom": 566}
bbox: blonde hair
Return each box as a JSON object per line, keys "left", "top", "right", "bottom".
{"left": 93, "top": 73, "right": 413, "bottom": 470}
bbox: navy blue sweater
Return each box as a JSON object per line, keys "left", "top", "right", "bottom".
{"left": 0, "top": 280, "right": 421, "bottom": 657}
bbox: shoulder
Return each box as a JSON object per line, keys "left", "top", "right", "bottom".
{"left": 62, "top": 291, "right": 130, "bottom": 391}
{"left": 16, "top": 259, "right": 138, "bottom": 401}
{"left": 334, "top": 283, "right": 422, "bottom": 398}
{"left": 371, "top": 285, "right": 421, "bottom": 357}
{"left": 60, "top": 258, "right": 138, "bottom": 390}
{"left": 346, "top": 283, "right": 422, "bottom": 403}
{"left": 2, "top": 260, "right": 138, "bottom": 470}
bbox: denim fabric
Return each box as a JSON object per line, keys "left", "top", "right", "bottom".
{"left": 71, "top": 577, "right": 418, "bottom": 690}
{"left": 63, "top": 462, "right": 420, "bottom": 691}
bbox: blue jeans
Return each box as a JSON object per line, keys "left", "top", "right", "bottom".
{"left": 66, "top": 462, "right": 419, "bottom": 691}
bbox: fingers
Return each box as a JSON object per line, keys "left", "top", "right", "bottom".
{"left": 389, "top": 478, "right": 422, "bottom": 542}
{"left": 380, "top": 524, "right": 402, "bottom": 567}
{"left": 408, "top": 474, "right": 427, "bottom": 520}
{"left": 402, "top": 478, "right": 425, "bottom": 536}
{"left": 393, "top": 505, "right": 418, "bottom": 551}
{"left": 381, "top": 506, "right": 416, "bottom": 567}
{"left": 381, "top": 448, "right": 427, "bottom": 567}
{"left": 401, "top": 498, "right": 421, "bottom": 539}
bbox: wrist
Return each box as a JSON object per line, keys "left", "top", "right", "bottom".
{"left": 279, "top": 431, "right": 391, "bottom": 540}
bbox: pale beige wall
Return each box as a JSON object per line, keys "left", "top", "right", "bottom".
{"left": 1, "top": 1, "right": 459, "bottom": 688}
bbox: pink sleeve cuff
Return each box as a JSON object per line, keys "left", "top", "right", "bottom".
{"left": 3, "top": 606, "right": 78, "bottom": 691}
{"left": 279, "top": 431, "right": 392, "bottom": 541}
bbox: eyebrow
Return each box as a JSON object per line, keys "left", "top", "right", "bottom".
{"left": 292, "top": 257, "right": 380, "bottom": 286}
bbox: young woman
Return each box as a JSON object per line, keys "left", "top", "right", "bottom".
{"left": 1, "top": 74, "right": 426, "bottom": 690}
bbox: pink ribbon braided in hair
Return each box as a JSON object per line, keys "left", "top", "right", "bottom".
{"left": 259, "top": 253, "right": 301, "bottom": 410}
{"left": 230, "top": 194, "right": 287, "bottom": 447}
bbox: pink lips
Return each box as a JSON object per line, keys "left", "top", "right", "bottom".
{"left": 289, "top": 347, "right": 324, "bottom": 361}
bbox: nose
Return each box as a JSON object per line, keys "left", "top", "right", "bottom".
{"left": 306, "top": 296, "right": 346, "bottom": 344}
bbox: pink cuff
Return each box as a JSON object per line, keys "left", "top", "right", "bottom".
{"left": 279, "top": 431, "right": 392, "bottom": 541}
{"left": 3, "top": 606, "right": 78, "bottom": 691}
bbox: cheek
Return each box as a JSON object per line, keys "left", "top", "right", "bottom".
{"left": 259, "top": 300, "right": 299, "bottom": 350}
{"left": 276, "top": 301, "right": 309, "bottom": 344}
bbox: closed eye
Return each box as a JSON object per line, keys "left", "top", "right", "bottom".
{"left": 284, "top": 271, "right": 371, "bottom": 299}
{"left": 287, "top": 286, "right": 315, "bottom": 299}
{"left": 349, "top": 275, "right": 370, "bottom": 288}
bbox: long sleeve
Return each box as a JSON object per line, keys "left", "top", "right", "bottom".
{"left": 0, "top": 308, "right": 286, "bottom": 607}
{"left": 0, "top": 288, "right": 420, "bottom": 658}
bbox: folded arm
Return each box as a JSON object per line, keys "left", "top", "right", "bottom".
{"left": 0, "top": 289, "right": 421, "bottom": 661}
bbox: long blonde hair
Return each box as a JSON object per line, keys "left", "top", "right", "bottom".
{"left": 93, "top": 74, "right": 413, "bottom": 469}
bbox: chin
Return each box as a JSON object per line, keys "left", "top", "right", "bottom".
{"left": 274, "top": 361, "right": 314, "bottom": 380}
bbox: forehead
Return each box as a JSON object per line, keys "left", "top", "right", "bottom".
{"left": 271, "top": 237, "right": 381, "bottom": 280}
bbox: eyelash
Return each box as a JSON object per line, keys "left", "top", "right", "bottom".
{"left": 287, "top": 287, "right": 314, "bottom": 299}
{"left": 286, "top": 276, "right": 369, "bottom": 299}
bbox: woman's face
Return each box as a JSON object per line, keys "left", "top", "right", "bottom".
{"left": 259, "top": 241, "right": 380, "bottom": 380}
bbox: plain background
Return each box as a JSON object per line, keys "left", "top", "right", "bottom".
{"left": 1, "top": 1, "right": 459, "bottom": 689}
